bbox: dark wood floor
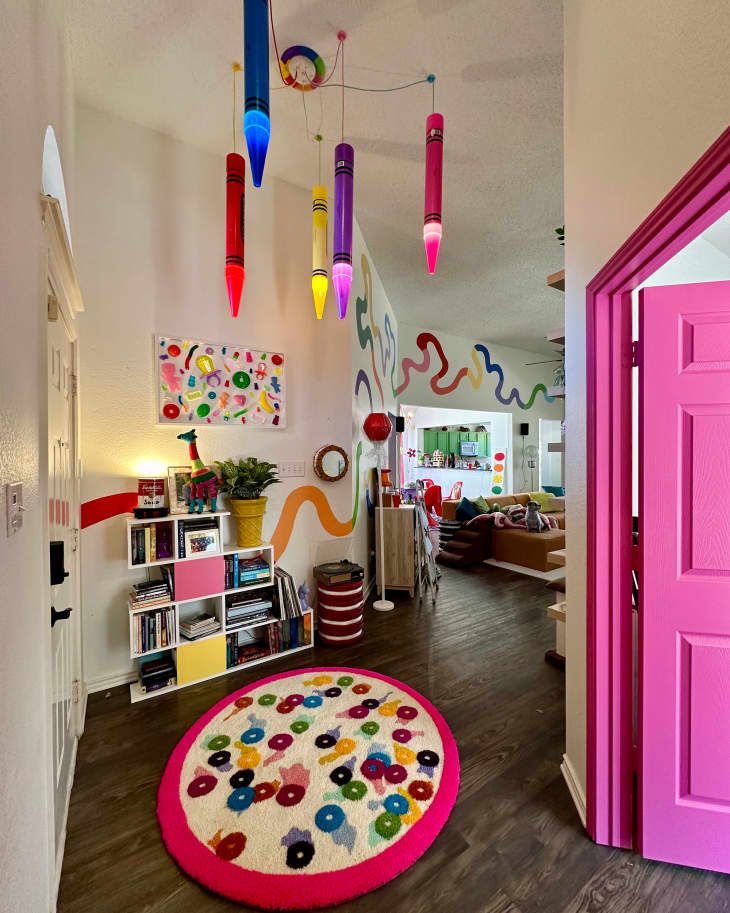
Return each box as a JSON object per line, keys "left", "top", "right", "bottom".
{"left": 58, "top": 565, "right": 729, "bottom": 913}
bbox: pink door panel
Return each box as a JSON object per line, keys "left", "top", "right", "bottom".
{"left": 640, "top": 280, "right": 730, "bottom": 873}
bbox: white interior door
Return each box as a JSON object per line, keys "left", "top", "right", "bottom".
{"left": 47, "top": 301, "right": 81, "bottom": 869}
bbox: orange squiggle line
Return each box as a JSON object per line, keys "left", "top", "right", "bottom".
{"left": 270, "top": 486, "right": 353, "bottom": 559}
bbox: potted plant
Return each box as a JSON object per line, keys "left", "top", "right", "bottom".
{"left": 215, "top": 457, "right": 280, "bottom": 547}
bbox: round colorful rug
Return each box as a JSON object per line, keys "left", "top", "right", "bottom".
{"left": 158, "top": 666, "right": 460, "bottom": 909}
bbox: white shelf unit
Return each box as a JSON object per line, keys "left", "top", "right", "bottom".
{"left": 125, "top": 513, "right": 313, "bottom": 702}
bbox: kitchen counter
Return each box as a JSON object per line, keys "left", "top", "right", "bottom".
{"left": 411, "top": 466, "right": 506, "bottom": 500}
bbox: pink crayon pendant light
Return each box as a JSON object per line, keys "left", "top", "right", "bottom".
{"left": 423, "top": 112, "right": 444, "bottom": 274}
{"left": 333, "top": 142, "right": 354, "bottom": 319}
{"left": 225, "top": 152, "right": 246, "bottom": 317}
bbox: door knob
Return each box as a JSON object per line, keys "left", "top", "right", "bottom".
{"left": 51, "top": 606, "right": 73, "bottom": 627}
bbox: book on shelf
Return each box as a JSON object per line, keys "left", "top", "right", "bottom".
{"left": 224, "top": 553, "right": 270, "bottom": 588}
{"left": 130, "top": 521, "right": 174, "bottom": 565}
{"left": 139, "top": 655, "right": 176, "bottom": 692}
{"left": 176, "top": 517, "right": 219, "bottom": 558}
{"left": 129, "top": 575, "right": 173, "bottom": 609}
{"left": 274, "top": 566, "right": 302, "bottom": 619}
{"left": 133, "top": 607, "right": 176, "bottom": 654}
{"left": 179, "top": 612, "right": 221, "bottom": 640}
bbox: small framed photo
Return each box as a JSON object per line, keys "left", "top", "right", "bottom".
{"left": 184, "top": 527, "right": 220, "bottom": 556}
{"left": 167, "top": 466, "right": 192, "bottom": 514}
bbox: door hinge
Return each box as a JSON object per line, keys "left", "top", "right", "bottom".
{"left": 48, "top": 293, "right": 59, "bottom": 321}
{"left": 72, "top": 679, "right": 81, "bottom": 704}
{"left": 71, "top": 373, "right": 78, "bottom": 396}
{"left": 72, "top": 527, "right": 79, "bottom": 552}
{"left": 631, "top": 340, "right": 641, "bottom": 367}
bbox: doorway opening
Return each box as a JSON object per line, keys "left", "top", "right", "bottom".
{"left": 586, "top": 127, "right": 730, "bottom": 868}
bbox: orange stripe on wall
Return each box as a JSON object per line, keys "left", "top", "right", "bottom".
{"left": 270, "top": 486, "right": 353, "bottom": 559}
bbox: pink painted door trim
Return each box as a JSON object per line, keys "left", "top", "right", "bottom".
{"left": 639, "top": 280, "right": 730, "bottom": 873}
{"left": 585, "top": 127, "right": 730, "bottom": 849}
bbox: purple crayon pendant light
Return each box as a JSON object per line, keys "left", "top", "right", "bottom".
{"left": 423, "top": 112, "right": 444, "bottom": 274}
{"left": 332, "top": 142, "right": 354, "bottom": 319}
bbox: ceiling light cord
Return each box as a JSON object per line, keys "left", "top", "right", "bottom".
{"left": 231, "top": 62, "right": 242, "bottom": 151}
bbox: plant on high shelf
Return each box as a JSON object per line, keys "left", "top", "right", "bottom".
{"left": 555, "top": 224, "right": 565, "bottom": 246}
{"left": 215, "top": 457, "right": 280, "bottom": 548}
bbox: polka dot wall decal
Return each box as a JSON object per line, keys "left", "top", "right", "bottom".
{"left": 157, "top": 668, "right": 459, "bottom": 909}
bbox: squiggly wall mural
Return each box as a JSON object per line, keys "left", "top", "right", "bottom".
{"left": 395, "top": 332, "right": 555, "bottom": 409}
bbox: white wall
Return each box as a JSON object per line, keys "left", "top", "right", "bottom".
{"left": 564, "top": 0, "right": 730, "bottom": 802}
{"left": 0, "top": 2, "right": 74, "bottom": 910}
{"left": 350, "top": 224, "right": 398, "bottom": 590}
{"left": 75, "top": 104, "right": 353, "bottom": 691}
{"left": 396, "top": 325, "right": 563, "bottom": 492}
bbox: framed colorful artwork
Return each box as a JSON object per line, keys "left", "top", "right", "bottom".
{"left": 184, "top": 527, "right": 219, "bottom": 556}
{"left": 156, "top": 336, "right": 286, "bottom": 427}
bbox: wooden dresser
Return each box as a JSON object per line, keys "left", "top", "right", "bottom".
{"left": 375, "top": 506, "right": 416, "bottom": 597}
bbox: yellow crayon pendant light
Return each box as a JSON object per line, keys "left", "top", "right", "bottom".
{"left": 312, "top": 183, "right": 328, "bottom": 319}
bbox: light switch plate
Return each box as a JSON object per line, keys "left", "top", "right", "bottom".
{"left": 278, "top": 461, "right": 306, "bottom": 478}
{"left": 6, "top": 482, "right": 23, "bottom": 536}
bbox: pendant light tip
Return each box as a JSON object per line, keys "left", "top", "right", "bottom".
{"left": 225, "top": 266, "right": 245, "bottom": 317}
{"left": 244, "top": 111, "right": 270, "bottom": 187}
{"left": 423, "top": 222, "right": 442, "bottom": 274}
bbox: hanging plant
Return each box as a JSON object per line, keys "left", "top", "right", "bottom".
{"left": 555, "top": 224, "right": 565, "bottom": 246}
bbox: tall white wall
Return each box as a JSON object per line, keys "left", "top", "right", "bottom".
{"left": 0, "top": 2, "right": 74, "bottom": 910}
{"left": 564, "top": 0, "right": 730, "bottom": 800}
{"left": 75, "top": 104, "right": 353, "bottom": 691}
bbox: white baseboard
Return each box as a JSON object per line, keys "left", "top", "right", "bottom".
{"left": 484, "top": 558, "right": 564, "bottom": 582}
{"left": 85, "top": 669, "right": 136, "bottom": 694}
{"left": 561, "top": 753, "right": 587, "bottom": 828}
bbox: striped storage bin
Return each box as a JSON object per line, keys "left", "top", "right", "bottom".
{"left": 317, "top": 580, "right": 364, "bottom": 646}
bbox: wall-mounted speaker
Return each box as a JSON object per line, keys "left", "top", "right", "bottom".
{"left": 395, "top": 416, "right": 405, "bottom": 433}
{"left": 519, "top": 422, "right": 529, "bottom": 436}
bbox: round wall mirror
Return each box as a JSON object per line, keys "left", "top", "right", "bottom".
{"left": 314, "top": 444, "right": 349, "bottom": 482}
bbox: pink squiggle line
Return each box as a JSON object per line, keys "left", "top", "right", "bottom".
{"left": 395, "top": 346, "right": 431, "bottom": 397}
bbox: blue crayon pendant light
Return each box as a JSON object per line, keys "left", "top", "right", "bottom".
{"left": 243, "top": 0, "right": 270, "bottom": 187}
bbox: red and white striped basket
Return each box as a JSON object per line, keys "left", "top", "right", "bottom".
{"left": 317, "top": 579, "right": 364, "bottom": 646}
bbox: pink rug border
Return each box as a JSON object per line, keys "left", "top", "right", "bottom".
{"left": 157, "top": 666, "right": 460, "bottom": 909}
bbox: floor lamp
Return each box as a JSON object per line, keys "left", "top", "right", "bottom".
{"left": 363, "top": 412, "right": 394, "bottom": 612}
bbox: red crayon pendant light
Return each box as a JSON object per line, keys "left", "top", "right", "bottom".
{"left": 423, "top": 111, "right": 444, "bottom": 274}
{"left": 225, "top": 152, "right": 246, "bottom": 317}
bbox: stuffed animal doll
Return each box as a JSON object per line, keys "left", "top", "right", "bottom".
{"left": 525, "top": 500, "right": 546, "bottom": 533}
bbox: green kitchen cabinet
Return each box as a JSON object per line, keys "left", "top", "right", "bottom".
{"left": 447, "top": 431, "right": 460, "bottom": 456}
{"left": 436, "top": 431, "right": 449, "bottom": 452}
{"left": 476, "top": 432, "right": 490, "bottom": 457}
{"left": 422, "top": 430, "right": 436, "bottom": 454}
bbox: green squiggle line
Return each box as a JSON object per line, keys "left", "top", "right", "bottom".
{"left": 351, "top": 440, "right": 363, "bottom": 527}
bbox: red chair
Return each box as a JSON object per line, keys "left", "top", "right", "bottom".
{"left": 424, "top": 484, "right": 443, "bottom": 517}
{"left": 448, "top": 481, "right": 463, "bottom": 501}
{"left": 420, "top": 478, "right": 435, "bottom": 489}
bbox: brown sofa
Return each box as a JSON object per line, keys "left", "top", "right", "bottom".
{"left": 442, "top": 493, "right": 565, "bottom": 572}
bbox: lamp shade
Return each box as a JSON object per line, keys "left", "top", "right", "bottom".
{"left": 225, "top": 153, "right": 246, "bottom": 317}
{"left": 423, "top": 112, "right": 444, "bottom": 274}
{"left": 363, "top": 412, "right": 392, "bottom": 443}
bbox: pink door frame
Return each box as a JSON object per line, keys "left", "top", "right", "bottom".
{"left": 586, "top": 127, "right": 730, "bottom": 848}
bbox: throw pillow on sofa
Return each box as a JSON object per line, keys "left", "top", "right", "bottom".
{"left": 542, "top": 485, "right": 565, "bottom": 497}
{"left": 472, "top": 495, "right": 491, "bottom": 515}
{"left": 528, "top": 490, "right": 558, "bottom": 512}
{"left": 455, "top": 497, "right": 480, "bottom": 522}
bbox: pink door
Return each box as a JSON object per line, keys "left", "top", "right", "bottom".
{"left": 640, "top": 279, "right": 730, "bottom": 873}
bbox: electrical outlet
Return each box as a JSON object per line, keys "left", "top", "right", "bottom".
{"left": 278, "top": 461, "right": 306, "bottom": 478}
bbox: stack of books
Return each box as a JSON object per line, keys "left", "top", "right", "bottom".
{"left": 131, "top": 522, "right": 174, "bottom": 565}
{"left": 274, "top": 566, "right": 303, "bottom": 618}
{"left": 177, "top": 517, "right": 220, "bottom": 559}
{"left": 179, "top": 612, "right": 221, "bottom": 641}
{"left": 224, "top": 554, "right": 271, "bottom": 589}
{"left": 132, "top": 607, "right": 176, "bottom": 654}
{"left": 225, "top": 595, "right": 273, "bottom": 631}
{"left": 128, "top": 576, "right": 172, "bottom": 610}
{"left": 139, "top": 655, "right": 176, "bottom": 694}
{"left": 226, "top": 627, "right": 271, "bottom": 668}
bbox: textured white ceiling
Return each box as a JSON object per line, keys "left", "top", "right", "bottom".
{"left": 66, "top": 0, "right": 564, "bottom": 352}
